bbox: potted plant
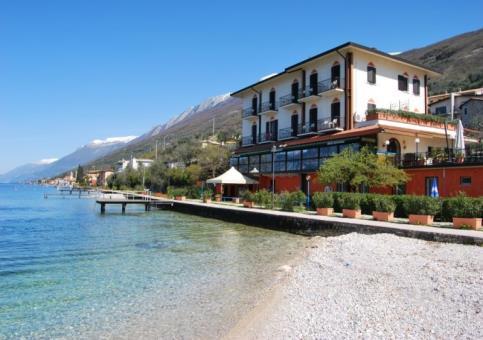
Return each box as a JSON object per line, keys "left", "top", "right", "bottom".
{"left": 214, "top": 193, "right": 222, "bottom": 202}
{"left": 444, "top": 194, "right": 482, "bottom": 229}
{"left": 341, "top": 194, "right": 361, "bottom": 218}
{"left": 241, "top": 190, "right": 254, "bottom": 208}
{"left": 406, "top": 196, "right": 440, "bottom": 225}
{"left": 202, "top": 188, "right": 213, "bottom": 203}
{"left": 372, "top": 195, "right": 396, "bottom": 222}
{"left": 313, "top": 192, "right": 334, "bottom": 216}
{"left": 171, "top": 187, "right": 187, "bottom": 201}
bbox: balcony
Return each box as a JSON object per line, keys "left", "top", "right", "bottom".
{"left": 397, "top": 147, "right": 483, "bottom": 168}
{"left": 241, "top": 136, "right": 256, "bottom": 146}
{"left": 298, "top": 78, "right": 345, "bottom": 103}
{"left": 279, "top": 93, "right": 301, "bottom": 109}
{"left": 317, "top": 77, "right": 344, "bottom": 96}
{"left": 242, "top": 107, "right": 257, "bottom": 119}
{"left": 278, "top": 127, "right": 298, "bottom": 140}
{"left": 316, "top": 118, "right": 342, "bottom": 133}
{"left": 258, "top": 132, "right": 277, "bottom": 143}
{"left": 259, "top": 101, "right": 278, "bottom": 115}
{"left": 365, "top": 109, "right": 457, "bottom": 131}
{"left": 298, "top": 122, "right": 318, "bottom": 135}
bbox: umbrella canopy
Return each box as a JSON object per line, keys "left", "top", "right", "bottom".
{"left": 430, "top": 177, "right": 439, "bottom": 198}
{"left": 206, "top": 167, "right": 258, "bottom": 185}
{"left": 455, "top": 120, "right": 465, "bottom": 156}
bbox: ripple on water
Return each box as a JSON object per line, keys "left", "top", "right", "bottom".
{"left": 0, "top": 184, "right": 307, "bottom": 338}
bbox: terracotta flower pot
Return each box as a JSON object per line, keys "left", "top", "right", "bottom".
{"left": 316, "top": 207, "right": 333, "bottom": 216}
{"left": 343, "top": 209, "right": 361, "bottom": 218}
{"left": 373, "top": 211, "right": 394, "bottom": 222}
{"left": 409, "top": 214, "right": 433, "bottom": 225}
{"left": 215, "top": 195, "right": 222, "bottom": 202}
{"left": 175, "top": 195, "right": 186, "bottom": 201}
{"left": 453, "top": 217, "right": 482, "bottom": 230}
{"left": 203, "top": 198, "right": 211, "bottom": 203}
{"left": 243, "top": 201, "right": 253, "bottom": 208}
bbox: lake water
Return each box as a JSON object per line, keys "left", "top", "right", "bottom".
{"left": 0, "top": 184, "right": 306, "bottom": 338}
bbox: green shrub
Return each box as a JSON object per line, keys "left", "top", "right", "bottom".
{"left": 167, "top": 186, "right": 188, "bottom": 198}
{"left": 202, "top": 188, "right": 213, "bottom": 199}
{"left": 341, "top": 194, "right": 361, "bottom": 210}
{"left": 371, "top": 195, "right": 396, "bottom": 213}
{"left": 278, "top": 191, "right": 294, "bottom": 211}
{"left": 404, "top": 196, "right": 440, "bottom": 216}
{"left": 240, "top": 190, "right": 254, "bottom": 202}
{"left": 443, "top": 194, "right": 483, "bottom": 219}
{"left": 291, "top": 191, "right": 306, "bottom": 207}
{"left": 312, "top": 192, "right": 334, "bottom": 208}
{"left": 332, "top": 192, "right": 345, "bottom": 212}
{"left": 253, "top": 189, "right": 272, "bottom": 208}
{"left": 393, "top": 195, "right": 410, "bottom": 218}
{"left": 359, "top": 193, "right": 378, "bottom": 215}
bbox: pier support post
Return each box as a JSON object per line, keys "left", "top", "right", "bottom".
{"left": 122, "top": 203, "right": 126, "bottom": 214}
{"left": 100, "top": 203, "right": 105, "bottom": 214}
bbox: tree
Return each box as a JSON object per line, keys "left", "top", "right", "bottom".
{"left": 198, "top": 144, "right": 230, "bottom": 178}
{"left": 317, "top": 146, "right": 409, "bottom": 192}
{"left": 76, "top": 165, "right": 85, "bottom": 184}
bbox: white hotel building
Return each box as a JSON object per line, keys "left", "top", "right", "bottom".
{"left": 230, "top": 42, "right": 482, "bottom": 197}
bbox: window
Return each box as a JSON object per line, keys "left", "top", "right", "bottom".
{"left": 239, "top": 157, "right": 248, "bottom": 174}
{"left": 249, "top": 155, "right": 260, "bottom": 172}
{"left": 260, "top": 153, "right": 272, "bottom": 173}
{"left": 286, "top": 150, "right": 301, "bottom": 171}
{"left": 367, "top": 65, "right": 376, "bottom": 84}
{"left": 460, "top": 176, "right": 472, "bottom": 186}
{"left": 398, "top": 75, "right": 408, "bottom": 91}
{"left": 230, "top": 157, "right": 238, "bottom": 168}
{"left": 413, "top": 77, "right": 420, "bottom": 95}
{"left": 302, "top": 148, "right": 319, "bottom": 171}
{"left": 464, "top": 108, "right": 468, "bottom": 115}
{"left": 274, "top": 152, "right": 286, "bottom": 173}
{"left": 435, "top": 106, "right": 447, "bottom": 115}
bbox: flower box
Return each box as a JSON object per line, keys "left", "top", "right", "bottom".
{"left": 203, "top": 198, "right": 211, "bottom": 203}
{"left": 366, "top": 111, "right": 455, "bottom": 130}
{"left": 452, "top": 217, "right": 482, "bottom": 230}
{"left": 343, "top": 209, "right": 361, "bottom": 218}
{"left": 316, "top": 208, "right": 333, "bottom": 216}
{"left": 215, "top": 195, "right": 222, "bottom": 202}
{"left": 243, "top": 201, "right": 253, "bottom": 208}
{"left": 409, "top": 214, "right": 433, "bottom": 225}
{"left": 373, "top": 211, "right": 394, "bottom": 222}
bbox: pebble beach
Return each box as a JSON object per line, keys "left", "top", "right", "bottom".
{"left": 229, "top": 233, "right": 483, "bottom": 339}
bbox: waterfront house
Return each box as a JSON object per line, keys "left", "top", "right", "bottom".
{"left": 230, "top": 42, "right": 483, "bottom": 197}
{"left": 116, "top": 158, "right": 154, "bottom": 172}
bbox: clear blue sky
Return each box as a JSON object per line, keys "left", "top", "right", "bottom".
{"left": 1, "top": 0, "right": 482, "bottom": 173}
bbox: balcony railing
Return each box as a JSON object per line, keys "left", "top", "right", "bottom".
{"left": 242, "top": 107, "right": 257, "bottom": 118}
{"left": 278, "top": 127, "right": 298, "bottom": 140}
{"left": 241, "top": 136, "right": 256, "bottom": 146}
{"left": 258, "top": 132, "right": 277, "bottom": 143}
{"left": 298, "top": 122, "right": 317, "bottom": 134}
{"left": 317, "top": 118, "right": 341, "bottom": 131}
{"left": 259, "top": 101, "right": 278, "bottom": 113}
{"left": 391, "top": 147, "right": 483, "bottom": 168}
{"left": 300, "top": 77, "right": 345, "bottom": 99}
{"left": 279, "top": 93, "right": 301, "bottom": 107}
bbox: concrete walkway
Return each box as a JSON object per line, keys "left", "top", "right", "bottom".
{"left": 100, "top": 190, "right": 483, "bottom": 245}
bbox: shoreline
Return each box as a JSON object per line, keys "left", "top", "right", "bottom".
{"left": 226, "top": 232, "right": 483, "bottom": 339}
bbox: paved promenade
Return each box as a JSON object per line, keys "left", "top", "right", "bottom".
{"left": 100, "top": 190, "right": 483, "bottom": 245}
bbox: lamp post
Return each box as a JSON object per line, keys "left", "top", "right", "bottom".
{"left": 415, "top": 137, "right": 420, "bottom": 162}
{"left": 306, "top": 175, "right": 311, "bottom": 209}
{"left": 249, "top": 167, "right": 259, "bottom": 191}
{"left": 270, "top": 144, "right": 286, "bottom": 208}
{"left": 271, "top": 145, "right": 276, "bottom": 208}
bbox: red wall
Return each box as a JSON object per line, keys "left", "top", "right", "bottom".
{"left": 405, "top": 166, "right": 483, "bottom": 197}
{"left": 254, "top": 165, "right": 483, "bottom": 197}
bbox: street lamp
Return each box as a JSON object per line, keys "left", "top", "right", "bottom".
{"left": 415, "top": 137, "right": 420, "bottom": 161}
{"left": 270, "top": 144, "right": 286, "bottom": 208}
{"left": 306, "top": 175, "right": 311, "bottom": 209}
{"left": 250, "top": 167, "right": 260, "bottom": 191}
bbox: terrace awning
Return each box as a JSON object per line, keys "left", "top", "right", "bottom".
{"left": 206, "top": 167, "right": 258, "bottom": 185}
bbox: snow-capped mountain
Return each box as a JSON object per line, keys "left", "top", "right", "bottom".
{"left": 0, "top": 136, "right": 136, "bottom": 183}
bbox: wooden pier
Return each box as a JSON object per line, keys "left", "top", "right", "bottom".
{"left": 96, "top": 190, "right": 172, "bottom": 214}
